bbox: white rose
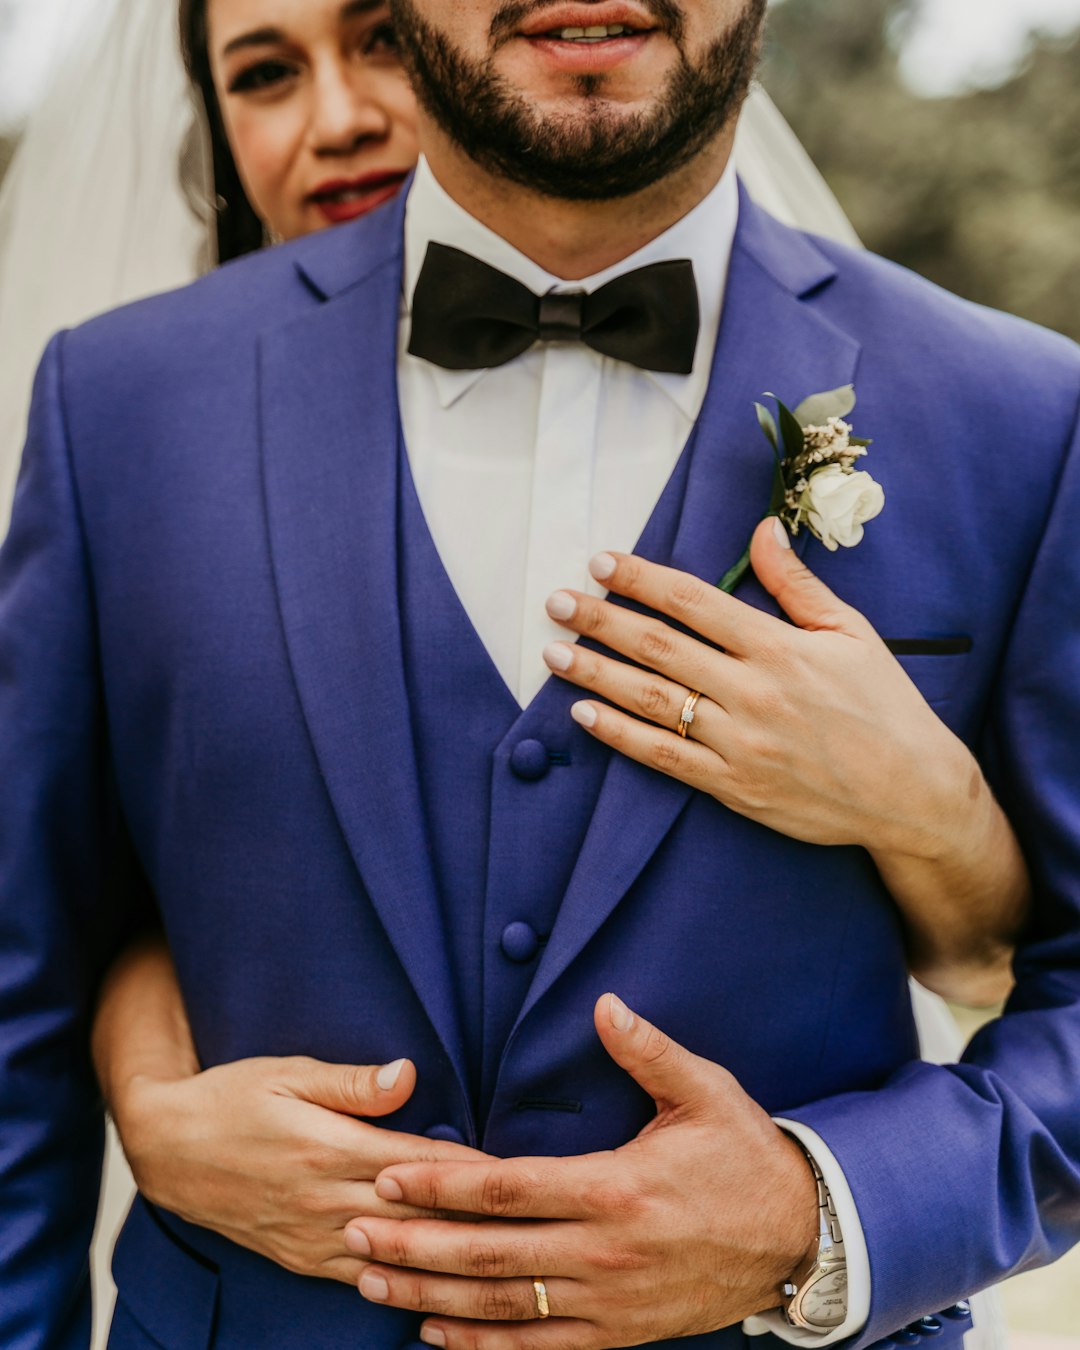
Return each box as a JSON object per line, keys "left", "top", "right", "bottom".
{"left": 800, "top": 465, "right": 885, "bottom": 551}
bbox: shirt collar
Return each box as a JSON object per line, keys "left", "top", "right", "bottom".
{"left": 402, "top": 155, "right": 739, "bottom": 416}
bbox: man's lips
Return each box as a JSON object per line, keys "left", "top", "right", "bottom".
{"left": 517, "top": 3, "right": 658, "bottom": 39}
{"left": 512, "top": 4, "right": 660, "bottom": 70}
{"left": 307, "top": 171, "right": 409, "bottom": 224}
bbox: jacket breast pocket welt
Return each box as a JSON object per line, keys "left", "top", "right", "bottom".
{"left": 887, "top": 638, "right": 972, "bottom": 710}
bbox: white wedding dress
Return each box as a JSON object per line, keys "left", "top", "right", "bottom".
{"left": 0, "top": 3, "right": 1004, "bottom": 1347}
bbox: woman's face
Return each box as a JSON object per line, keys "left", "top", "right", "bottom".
{"left": 208, "top": 0, "right": 419, "bottom": 241}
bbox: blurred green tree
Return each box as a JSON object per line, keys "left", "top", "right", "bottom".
{"left": 762, "top": 0, "right": 1080, "bottom": 341}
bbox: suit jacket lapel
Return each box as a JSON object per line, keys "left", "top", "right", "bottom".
{"left": 258, "top": 198, "right": 470, "bottom": 1102}
{"left": 514, "top": 192, "right": 864, "bottom": 1030}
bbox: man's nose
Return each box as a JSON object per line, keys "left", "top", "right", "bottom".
{"left": 309, "top": 68, "right": 391, "bottom": 154}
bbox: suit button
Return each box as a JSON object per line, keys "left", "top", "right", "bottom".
{"left": 425, "top": 1124, "right": 466, "bottom": 1145}
{"left": 940, "top": 1303, "right": 972, "bottom": 1322}
{"left": 510, "top": 739, "right": 549, "bottom": 782}
{"left": 502, "top": 921, "right": 540, "bottom": 962}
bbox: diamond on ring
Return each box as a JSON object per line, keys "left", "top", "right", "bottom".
{"left": 678, "top": 690, "right": 703, "bottom": 738}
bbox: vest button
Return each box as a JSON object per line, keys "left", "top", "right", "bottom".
{"left": 425, "top": 1123, "right": 466, "bottom": 1145}
{"left": 510, "top": 739, "right": 549, "bottom": 782}
{"left": 915, "top": 1318, "right": 943, "bottom": 1337}
{"left": 502, "top": 921, "right": 540, "bottom": 963}
{"left": 940, "top": 1303, "right": 971, "bottom": 1322}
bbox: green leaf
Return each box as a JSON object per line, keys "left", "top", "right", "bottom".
{"left": 848, "top": 436, "right": 873, "bottom": 448}
{"left": 776, "top": 399, "right": 808, "bottom": 462}
{"left": 793, "top": 384, "right": 856, "bottom": 429}
{"left": 755, "top": 402, "right": 779, "bottom": 450}
{"left": 718, "top": 545, "right": 752, "bottom": 595}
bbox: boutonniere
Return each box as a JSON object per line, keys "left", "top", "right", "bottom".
{"left": 719, "top": 384, "right": 885, "bottom": 593}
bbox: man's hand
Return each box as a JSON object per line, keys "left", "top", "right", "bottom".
{"left": 117, "top": 1054, "right": 482, "bottom": 1283}
{"left": 345, "top": 995, "right": 817, "bottom": 1350}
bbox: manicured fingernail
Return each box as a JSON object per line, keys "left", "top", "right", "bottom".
{"left": 345, "top": 1226, "right": 372, "bottom": 1257}
{"left": 546, "top": 590, "right": 577, "bottom": 621}
{"left": 772, "top": 517, "right": 791, "bottom": 550}
{"left": 421, "top": 1330, "right": 447, "bottom": 1348}
{"left": 608, "top": 993, "right": 635, "bottom": 1032}
{"left": 544, "top": 642, "right": 574, "bottom": 672}
{"left": 590, "top": 552, "right": 617, "bottom": 581}
{"left": 376, "top": 1058, "right": 406, "bottom": 1090}
{"left": 571, "top": 701, "right": 597, "bottom": 729}
{"left": 375, "top": 1175, "right": 404, "bottom": 1202}
{"left": 359, "top": 1270, "right": 389, "bottom": 1302}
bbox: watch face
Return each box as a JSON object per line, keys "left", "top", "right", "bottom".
{"left": 800, "top": 1268, "right": 848, "bottom": 1329}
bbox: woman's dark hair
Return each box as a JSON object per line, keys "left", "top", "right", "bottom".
{"left": 179, "top": 0, "right": 265, "bottom": 263}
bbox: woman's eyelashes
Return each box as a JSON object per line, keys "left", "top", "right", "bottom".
{"left": 226, "top": 24, "right": 399, "bottom": 97}
{"left": 228, "top": 59, "right": 298, "bottom": 96}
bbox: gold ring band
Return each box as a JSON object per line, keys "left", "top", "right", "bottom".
{"left": 532, "top": 1278, "right": 551, "bottom": 1319}
{"left": 678, "top": 690, "right": 703, "bottom": 738}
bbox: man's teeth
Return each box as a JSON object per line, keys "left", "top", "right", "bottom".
{"left": 553, "top": 24, "right": 635, "bottom": 41}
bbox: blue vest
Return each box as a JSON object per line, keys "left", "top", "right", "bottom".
{"left": 398, "top": 429, "right": 694, "bottom": 1125}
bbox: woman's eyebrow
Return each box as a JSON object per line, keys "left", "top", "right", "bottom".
{"left": 221, "top": 1, "right": 386, "bottom": 57}
{"left": 221, "top": 27, "right": 285, "bottom": 58}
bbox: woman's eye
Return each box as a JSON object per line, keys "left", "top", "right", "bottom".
{"left": 364, "top": 21, "right": 400, "bottom": 55}
{"left": 228, "top": 60, "right": 297, "bottom": 94}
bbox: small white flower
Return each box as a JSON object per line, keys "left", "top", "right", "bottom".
{"left": 799, "top": 465, "right": 885, "bottom": 552}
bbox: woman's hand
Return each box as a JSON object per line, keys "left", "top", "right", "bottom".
{"left": 543, "top": 519, "right": 1028, "bottom": 1005}
{"left": 94, "top": 939, "right": 481, "bottom": 1284}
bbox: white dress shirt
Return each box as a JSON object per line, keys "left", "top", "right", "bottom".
{"left": 397, "top": 155, "right": 869, "bottom": 1344}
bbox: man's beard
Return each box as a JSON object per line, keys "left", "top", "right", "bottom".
{"left": 390, "top": 0, "right": 767, "bottom": 201}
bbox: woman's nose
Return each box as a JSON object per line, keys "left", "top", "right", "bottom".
{"left": 309, "top": 67, "right": 391, "bottom": 154}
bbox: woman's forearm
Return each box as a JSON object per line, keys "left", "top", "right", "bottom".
{"left": 92, "top": 932, "right": 200, "bottom": 1115}
{"left": 870, "top": 758, "right": 1029, "bottom": 1007}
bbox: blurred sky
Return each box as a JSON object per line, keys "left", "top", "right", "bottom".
{"left": 2, "top": 0, "right": 1080, "bottom": 129}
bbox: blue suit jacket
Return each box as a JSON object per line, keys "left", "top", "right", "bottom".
{"left": 2, "top": 190, "right": 1080, "bottom": 1350}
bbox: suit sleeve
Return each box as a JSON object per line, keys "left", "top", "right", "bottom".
{"left": 783, "top": 391, "right": 1080, "bottom": 1348}
{"left": 0, "top": 335, "right": 146, "bottom": 1349}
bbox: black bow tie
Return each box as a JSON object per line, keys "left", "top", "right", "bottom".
{"left": 407, "top": 242, "right": 700, "bottom": 376}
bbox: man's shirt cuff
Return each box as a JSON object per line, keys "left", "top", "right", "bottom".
{"left": 742, "top": 1119, "right": 870, "bottom": 1346}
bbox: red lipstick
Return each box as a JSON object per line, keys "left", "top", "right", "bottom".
{"left": 307, "top": 170, "right": 409, "bottom": 225}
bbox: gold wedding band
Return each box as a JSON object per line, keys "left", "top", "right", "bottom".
{"left": 532, "top": 1278, "right": 551, "bottom": 1319}
{"left": 678, "top": 690, "right": 702, "bottom": 738}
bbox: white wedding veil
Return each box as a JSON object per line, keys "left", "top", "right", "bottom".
{"left": 0, "top": 0, "right": 860, "bottom": 534}
{"left": 0, "top": 0, "right": 211, "bottom": 532}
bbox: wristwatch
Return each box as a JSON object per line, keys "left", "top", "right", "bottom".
{"left": 783, "top": 1149, "right": 848, "bottom": 1331}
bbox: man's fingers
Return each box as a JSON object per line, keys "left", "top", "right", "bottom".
{"left": 593, "top": 994, "right": 729, "bottom": 1113}
{"left": 357, "top": 1265, "right": 580, "bottom": 1324}
{"left": 345, "top": 1217, "right": 574, "bottom": 1278}
{"left": 748, "top": 517, "right": 867, "bottom": 636}
{"left": 375, "top": 1156, "right": 605, "bottom": 1220}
